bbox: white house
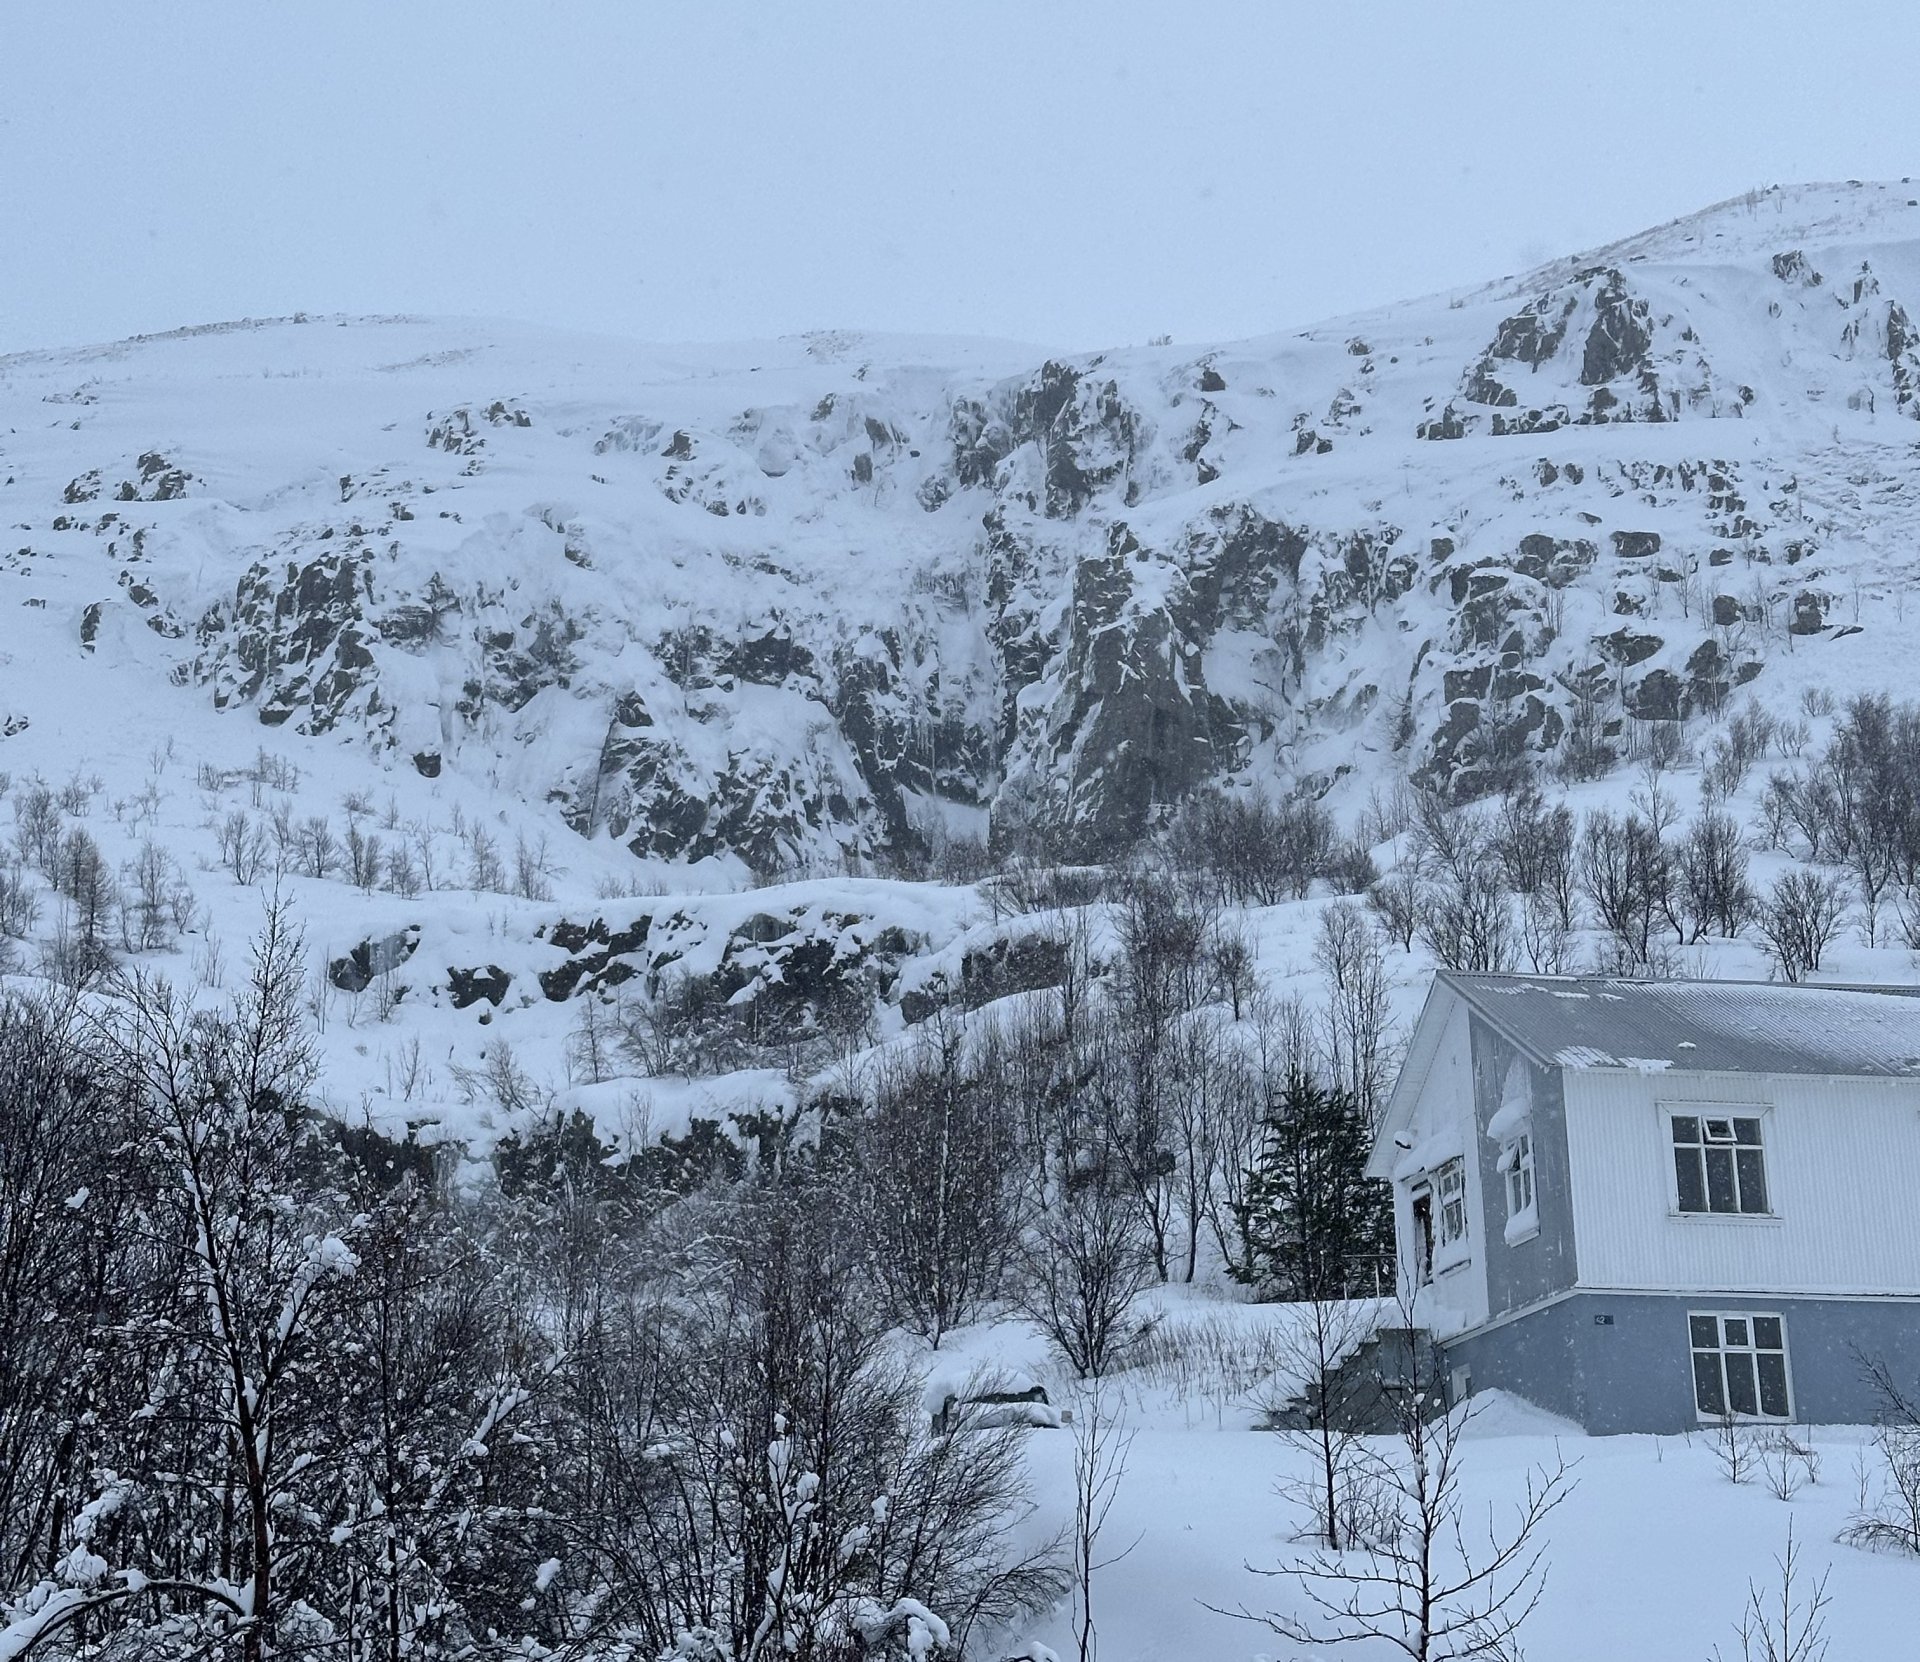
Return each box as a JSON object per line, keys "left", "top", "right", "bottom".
{"left": 1370, "top": 971, "right": 1920, "bottom": 1432}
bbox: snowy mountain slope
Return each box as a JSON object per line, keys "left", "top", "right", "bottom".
{"left": 6, "top": 182, "right": 1920, "bottom": 874}
{"left": 5, "top": 181, "right": 1920, "bottom": 1143}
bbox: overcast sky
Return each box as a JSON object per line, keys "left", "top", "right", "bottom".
{"left": 4, "top": 2, "right": 1918, "bottom": 357}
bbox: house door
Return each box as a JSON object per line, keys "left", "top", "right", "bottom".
{"left": 1411, "top": 1188, "right": 1435, "bottom": 1284}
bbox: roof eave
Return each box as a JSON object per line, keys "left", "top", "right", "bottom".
{"left": 1367, "top": 973, "right": 1467, "bottom": 1180}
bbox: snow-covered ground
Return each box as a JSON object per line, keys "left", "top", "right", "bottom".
{"left": 931, "top": 1286, "right": 1918, "bottom": 1661}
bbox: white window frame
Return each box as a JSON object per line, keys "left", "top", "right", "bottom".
{"left": 1688, "top": 1310, "right": 1794, "bottom": 1423}
{"left": 1665, "top": 1106, "right": 1775, "bottom": 1219}
{"left": 1500, "top": 1131, "right": 1538, "bottom": 1244}
{"left": 1436, "top": 1158, "right": 1468, "bottom": 1245}
{"left": 1504, "top": 1133, "right": 1534, "bottom": 1216}
{"left": 1425, "top": 1157, "right": 1470, "bottom": 1274}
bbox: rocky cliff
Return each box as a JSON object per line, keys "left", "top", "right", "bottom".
{"left": 8, "top": 182, "right": 1920, "bottom": 877}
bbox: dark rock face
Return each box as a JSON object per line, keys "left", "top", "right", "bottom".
{"left": 1453, "top": 266, "right": 1700, "bottom": 432}
{"left": 1625, "top": 667, "right": 1683, "bottom": 721}
{"left": 329, "top": 927, "right": 422, "bottom": 992}
{"left": 1009, "top": 360, "right": 1147, "bottom": 518}
{"left": 1886, "top": 300, "right": 1920, "bottom": 411}
{"left": 539, "top": 915, "right": 652, "bottom": 1000}
{"left": 200, "top": 548, "right": 379, "bottom": 734}
{"left": 1790, "top": 591, "right": 1830, "bottom": 634}
{"left": 1599, "top": 627, "right": 1664, "bottom": 667}
{"left": 80, "top": 451, "right": 193, "bottom": 504}
{"left": 1490, "top": 294, "right": 1580, "bottom": 371}
{"left": 1025, "top": 526, "right": 1241, "bottom": 855}
{"left": 531, "top": 902, "right": 931, "bottom": 1081}
{"left": 172, "top": 353, "right": 1819, "bottom": 846}
{"left": 447, "top": 965, "right": 512, "bottom": 1009}
{"left": 1580, "top": 272, "right": 1655, "bottom": 387}
{"left": 960, "top": 932, "right": 1070, "bottom": 1010}
{"left": 131, "top": 238, "right": 1881, "bottom": 860}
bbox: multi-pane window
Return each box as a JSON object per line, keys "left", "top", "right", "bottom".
{"left": 1503, "top": 1132, "right": 1535, "bottom": 1219}
{"left": 1690, "top": 1313, "right": 1792, "bottom": 1420}
{"left": 1436, "top": 1159, "right": 1467, "bottom": 1246}
{"left": 1670, "top": 1114, "right": 1770, "bottom": 1215}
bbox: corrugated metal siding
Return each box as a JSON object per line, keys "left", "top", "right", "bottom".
{"left": 1566, "top": 1070, "right": 1920, "bottom": 1293}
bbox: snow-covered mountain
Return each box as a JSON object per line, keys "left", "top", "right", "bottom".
{"left": 5, "top": 179, "right": 1920, "bottom": 1137}
{"left": 8, "top": 181, "right": 1920, "bottom": 861}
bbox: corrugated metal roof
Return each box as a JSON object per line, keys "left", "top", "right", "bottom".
{"left": 1442, "top": 972, "right": 1920, "bottom": 1078}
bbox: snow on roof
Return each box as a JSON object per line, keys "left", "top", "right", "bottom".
{"left": 1442, "top": 972, "right": 1920, "bottom": 1079}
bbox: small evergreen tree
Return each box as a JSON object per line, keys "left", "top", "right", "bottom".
{"left": 1230, "top": 1072, "right": 1390, "bottom": 1300}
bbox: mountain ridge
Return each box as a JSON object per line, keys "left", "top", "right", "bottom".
{"left": 5, "top": 181, "right": 1920, "bottom": 882}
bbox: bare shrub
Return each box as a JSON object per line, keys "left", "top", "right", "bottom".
{"left": 1417, "top": 860, "right": 1515, "bottom": 973}
{"left": 216, "top": 810, "right": 270, "bottom": 884}
{"left": 1678, "top": 809, "right": 1756, "bottom": 940}
{"left": 1760, "top": 1430, "right": 1821, "bottom": 1502}
{"left": 1555, "top": 680, "right": 1617, "bottom": 781}
{"left": 53, "top": 827, "right": 116, "bottom": 978}
{"left": 1315, "top": 903, "right": 1393, "bottom": 1122}
{"left": 1520, "top": 888, "right": 1576, "bottom": 973}
{"left": 0, "top": 856, "right": 39, "bottom": 939}
{"left": 1324, "top": 839, "right": 1379, "bottom": 895}
{"left": 1224, "top": 1302, "right": 1575, "bottom": 1662}
{"left": 844, "top": 1017, "right": 1025, "bottom": 1347}
{"left": 1210, "top": 925, "right": 1257, "bottom": 1020}
{"left": 1712, "top": 1522, "right": 1831, "bottom": 1662}
{"left": 1707, "top": 701, "right": 1777, "bottom": 798}
{"left": 1067, "top": 1386, "right": 1134, "bottom": 1662}
{"left": 12, "top": 783, "right": 62, "bottom": 874}
{"left": 1013, "top": 1174, "right": 1154, "bottom": 1379}
{"left": 1842, "top": 1359, "right": 1920, "bottom": 1556}
{"left": 55, "top": 771, "right": 98, "bottom": 815}
{"left": 119, "top": 840, "right": 179, "bottom": 951}
{"left": 564, "top": 995, "right": 618, "bottom": 1085}
{"left": 1580, "top": 808, "right": 1669, "bottom": 969}
{"left": 1757, "top": 871, "right": 1848, "bottom": 984}
{"left": 1495, "top": 788, "right": 1575, "bottom": 918}
{"left": 1175, "top": 789, "right": 1335, "bottom": 906}
{"left": 298, "top": 814, "right": 338, "bottom": 879}
{"left": 1262, "top": 1297, "right": 1388, "bottom": 1551}
{"left": 466, "top": 827, "right": 506, "bottom": 892}
{"left": 1367, "top": 862, "right": 1424, "bottom": 952}
{"left": 345, "top": 822, "right": 384, "bottom": 892}
{"left": 512, "top": 833, "right": 556, "bottom": 901}
{"left": 617, "top": 970, "right": 747, "bottom": 1078}
{"left": 1708, "top": 1408, "right": 1766, "bottom": 1485}
{"left": 555, "top": 1185, "right": 1063, "bottom": 1657}
{"left": 384, "top": 840, "right": 422, "bottom": 897}
{"left": 250, "top": 746, "right": 301, "bottom": 794}
{"left": 1356, "top": 781, "right": 1414, "bottom": 847}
